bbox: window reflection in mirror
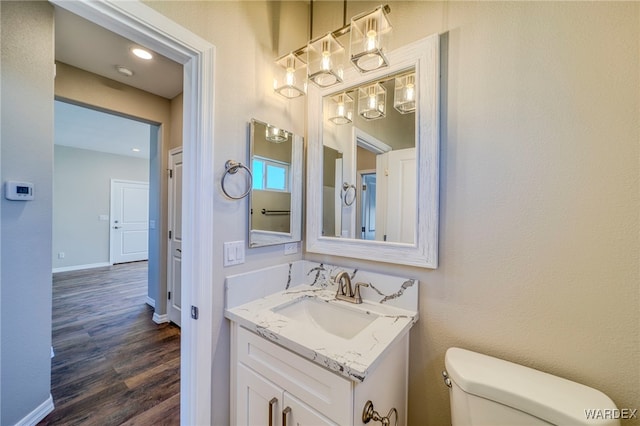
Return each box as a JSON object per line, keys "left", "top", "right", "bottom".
{"left": 322, "top": 68, "right": 416, "bottom": 244}
{"left": 249, "top": 119, "right": 302, "bottom": 247}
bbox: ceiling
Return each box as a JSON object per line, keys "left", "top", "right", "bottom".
{"left": 55, "top": 100, "right": 153, "bottom": 159}
{"left": 54, "top": 7, "right": 183, "bottom": 158}
{"left": 55, "top": 7, "right": 183, "bottom": 99}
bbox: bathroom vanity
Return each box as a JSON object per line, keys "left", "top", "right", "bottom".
{"left": 226, "top": 261, "right": 419, "bottom": 425}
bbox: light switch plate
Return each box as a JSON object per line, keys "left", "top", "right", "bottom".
{"left": 224, "top": 241, "right": 245, "bottom": 266}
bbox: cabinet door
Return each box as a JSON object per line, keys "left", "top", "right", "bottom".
{"left": 237, "top": 363, "right": 283, "bottom": 426}
{"left": 283, "top": 392, "right": 339, "bottom": 426}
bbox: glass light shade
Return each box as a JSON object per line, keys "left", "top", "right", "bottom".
{"left": 349, "top": 6, "right": 392, "bottom": 73}
{"left": 273, "top": 53, "right": 307, "bottom": 99}
{"left": 327, "top": 92, "right": 354, "bottom": 125}
{"left": 394, "top": 73, "right": 416, "bottom": 114}
{"left": 265, "top": 125, "right": 289, "bottom": 143}
{"left": 307, "top": 34, "right": 345, "bottom": 88}
{"left": 358, "top": 83, "right": 386, "bottom": 120}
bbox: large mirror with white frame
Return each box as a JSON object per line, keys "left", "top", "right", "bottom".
{"left": 249, "top": 119, "right": 303, "bottom": 248}
{"left": 307, "top": 34, "right": 440, "bottom": 268}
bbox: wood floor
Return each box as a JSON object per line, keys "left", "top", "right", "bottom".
{"left": 38, "top": 261, "right": 180, "bottom": 426}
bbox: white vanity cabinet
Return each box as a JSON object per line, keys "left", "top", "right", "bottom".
{"left": 231, "top": 324, "right": 409, "bottom": 426}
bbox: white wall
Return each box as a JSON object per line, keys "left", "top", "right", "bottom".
{"left": 0, "top": 1, "right": 54, "bottom": 424}
{"left": 52, "top": 146, "right": 149, "bottom": 270}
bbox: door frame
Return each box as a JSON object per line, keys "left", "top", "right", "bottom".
{"left": 49, "top": 1, "right": 216, "bottom": 424}
{"left": 109, "top": 179, "right": 150, "bottom": 265}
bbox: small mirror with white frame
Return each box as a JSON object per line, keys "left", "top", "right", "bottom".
{"left": 249, "top": 119, "right": 303, "bottom": 248}
{"left": 306, "top": 34, "right": 440, "bottom": 268}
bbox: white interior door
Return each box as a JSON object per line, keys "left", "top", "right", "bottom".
{"left": 110, "top": 180, "right": 149, "bottom": 264}
{"left": 167, "top": 148, "right": 183, "bottom": 326}
{"left": 378, "top": 148, "right": 416, "bottom": 243}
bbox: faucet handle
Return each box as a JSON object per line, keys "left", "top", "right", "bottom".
{"left": 353, "top": 282, "right": 369, "bottom": 304}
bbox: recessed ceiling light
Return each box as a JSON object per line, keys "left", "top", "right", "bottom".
{"left": 116, "top": 65, "right": 134, "bottom": 77}
{"left": 132, "top": 148, "right": 141, "bottom": 152}
{"left": 131, "top": 47, "right": 153, "bottom": 60}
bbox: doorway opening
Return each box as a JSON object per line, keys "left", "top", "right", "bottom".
{"left": 50, "top": 1, "right": 216, "bottom": 423}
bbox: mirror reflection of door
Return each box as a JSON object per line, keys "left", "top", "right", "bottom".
{"left": 358, "top": 172, "right": 376, "bottom": 240}
{"left": 322, "top": 146, "right": 343, "bottom": 236}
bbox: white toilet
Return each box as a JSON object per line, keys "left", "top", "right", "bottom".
{"left": 444, "top": 347, "right": 620, "bottom": 426}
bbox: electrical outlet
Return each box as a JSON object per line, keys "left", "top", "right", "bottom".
{"left": 58, "top": 252, "right": 65, "bottom": 259}
{"left": 284, "top": 242, "right": 298, "bottom": 255}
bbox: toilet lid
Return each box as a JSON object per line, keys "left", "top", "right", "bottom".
{"left": 445, "top": 347, "right": 620, "bottom": 426}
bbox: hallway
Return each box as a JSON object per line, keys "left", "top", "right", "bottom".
{"left": 39, "top": 261, "right": 180, "bottom": 425}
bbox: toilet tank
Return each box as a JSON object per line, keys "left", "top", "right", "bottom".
{"left": 444, "top": 347, "right": 620, "bottom": 426}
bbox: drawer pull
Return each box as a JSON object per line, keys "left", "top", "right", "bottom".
{"left": 268, "top": 398, "right": 278, "bottom": 426}
{"left": 282, "top": 406, "right": 292, "bottom": 426}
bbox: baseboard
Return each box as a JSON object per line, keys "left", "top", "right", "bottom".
{"left": 52, "top": 262, "right": 111, "bottom": 273}
{"left": 152, "top": 312, "right": 169, "bottom": 324}
{"left": 15, "top": 394, "right": 54, "bottom": 426}
{"left": 146, "top": 296, "right": 155, "bottom": 308}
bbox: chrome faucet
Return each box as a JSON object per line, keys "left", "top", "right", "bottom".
{"left": 334, "top": 271, "right": 369, "bottom": 304}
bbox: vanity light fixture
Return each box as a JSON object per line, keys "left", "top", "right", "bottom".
{"left": 273, "top": 4, "right": 392, "bottom": 99}
{"left": 307, "top": 34, "right": 345, "bottom": 88}
{"left": 273, "top": 53, "right": 307, "bottom": 99}
{"left": 393, "top": 72, "right": 416, "bottom": 114}
{"left": 359, "top": 82, "right": 386, "bottom": 120}
{"left": 131, "top": 47, "right": 153, "bottom": 60}
{"left": 350, "top": 6, "right": 392, "bottom": 73}
{"left": 265, "top": 125, "right": 289, "bottom": 143}
{"left": 328, "top": 92, "right": 354, "bottom": 125}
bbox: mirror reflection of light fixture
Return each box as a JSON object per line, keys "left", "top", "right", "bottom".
{"left": 349, "top": 6, "right": 392, "bottom": 73}
{"left": 265, "top": 125, "right": 289, "bottom": 143}
{"left": 273, "top": 53, "right": 307, "bottom": 99}
{"left": 328, "top": 92, "right": 354, "bottom": 124}
{"left": 359, "top": 82, "right": 386, "bottom": 120}
{"left": 394, "top": 72, "right": 416, "bottom": 114}
{"left": 308, "top": 34, "right": 344, "bottom": 88}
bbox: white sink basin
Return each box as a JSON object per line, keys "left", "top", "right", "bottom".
{"left": 273, "top": 297, "right": 378, "bottom": 339}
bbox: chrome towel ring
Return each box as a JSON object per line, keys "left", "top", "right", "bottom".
{"left": 342, "top": 182, "right": 356, "bottom": 206}
{"left": 222, "top": 160, "right": 253, "bottom": 200}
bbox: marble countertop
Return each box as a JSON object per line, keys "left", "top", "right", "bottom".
{"left": 225, "top": 284, "right": 418, "bottom": 382}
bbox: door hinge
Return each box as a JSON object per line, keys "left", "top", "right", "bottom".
{"left": 191, "top": 306, "right": 199, "bottom": 320}
{"left": 168, "top": 291, "right": 171, "bottom": 300}
{"left": 362, "top": 184, "right": 367, "bottom": 191}
{"left": 169, "top": 230, "right": 172, "bottom": 239}
{"left": 168, "top": 169, "right": 173, "bottom": 178}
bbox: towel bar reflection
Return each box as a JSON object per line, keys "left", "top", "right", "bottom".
{"left": 222, "top": 160, "right": 253, "bottom": 200}
{"left": 261, "top": 209, "right": 291, "bottom": 215}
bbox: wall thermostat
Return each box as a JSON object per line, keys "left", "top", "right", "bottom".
{"left": 5, "top": 181, "right": 34, "bottom": 201}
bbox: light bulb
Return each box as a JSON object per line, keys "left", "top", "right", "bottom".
{"left": 405, "top": 85, "right": 415, "bottom": 101}
{"left": 337, "top": 103, "right": 345, "bottom": 117}
{"left": 285, "top": 68, "right": 295, "bottom": 86}
{"left": 368, "top": 95, "right": 377, "bottom": 110}
{"left": 321, "top": 40, "right": 332, "bottom": 71}
{"left": 364, "top": 18, "right": 378, "bottom": 52}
